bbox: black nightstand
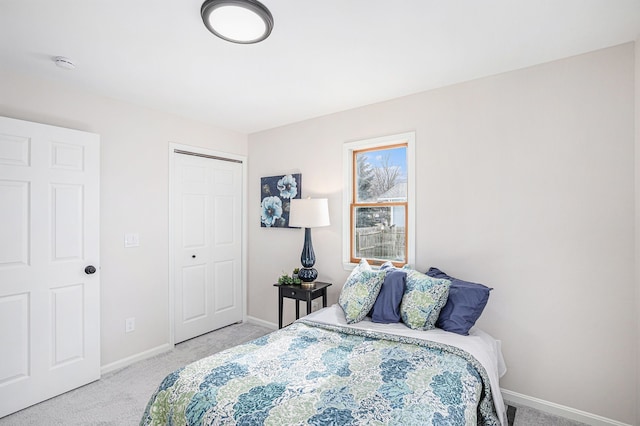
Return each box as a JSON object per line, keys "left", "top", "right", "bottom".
{"left": 274, "top": 282, "right": 332, "bottom": 329}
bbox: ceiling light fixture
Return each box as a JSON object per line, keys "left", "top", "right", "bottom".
{"left": 201, "top": 0, "right": 273, "bottom": 44}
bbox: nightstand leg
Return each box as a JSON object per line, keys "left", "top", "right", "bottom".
{"left": 322, "top": 291, "right": 327, "bottom": 308}
{"left": 295, "top": 300, "right": 300, "bottom": 320}
{"left": 278, "top": 292, "right": 283, "bottom": 329}
{"left": 307, "top": 297, "right": 312, "bottom": 315}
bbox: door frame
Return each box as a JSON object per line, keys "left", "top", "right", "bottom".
{"left": 168, "top": 142, "right": 247, "bottom": 346}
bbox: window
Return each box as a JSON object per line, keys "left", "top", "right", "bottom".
{"left": 343, "top": 132, "right": 415, "bottom": 268}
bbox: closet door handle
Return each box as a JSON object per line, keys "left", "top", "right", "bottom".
{"left": 85, "top": 265, "right": 97, "bottom": 275}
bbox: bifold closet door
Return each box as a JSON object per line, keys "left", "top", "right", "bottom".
{"left": 173, "top": 151, "right": 242, "bottom": 343}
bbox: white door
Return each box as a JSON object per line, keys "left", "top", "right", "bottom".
{"left": 0, "top": 116, "right": 100, "bottom": 417}
{"left": 173, "top": 150, "right": 243, "bottom": 343}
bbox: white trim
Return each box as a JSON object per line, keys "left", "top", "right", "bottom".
{"left": 246, "top": 316, "right": 278, "bottom": 330}
{"left": 100, "top": 343, "right": 173, "bottom": 375}
{"left": 168, "top": 144, "right": 176, "bottom": 346}
{"left": 168, "top": 143, "right": 248, "bottom": 346}
{"left": 501, "top": 388, "right": 631, "bottom": 426}
{"left": 241, "top": 157, "right": 248, "bottom": 325}
{"left": 342, "top": 132, "right": 416, "bottom": 269}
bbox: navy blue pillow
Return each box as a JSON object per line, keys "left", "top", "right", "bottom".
{"left": 370, "top": 269, "right": 407, "bottom": 324}
{"left": 426, "top": 267, "right": 492, "bottom": 335}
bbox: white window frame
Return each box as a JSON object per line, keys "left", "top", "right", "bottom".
{"left": 342, "top": 131, "right": 416, "bottom": 270}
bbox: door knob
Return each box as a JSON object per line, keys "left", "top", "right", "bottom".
{"left": 85, "top": 265, "right": 97, "bottom": 275}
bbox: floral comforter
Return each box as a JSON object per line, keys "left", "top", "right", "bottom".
{"left": 141, "top": 320, "right": 500, "bottom": 425}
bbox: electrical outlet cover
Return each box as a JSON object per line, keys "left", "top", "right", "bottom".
{"left": 125, "top": 317, "right": 135, "bottom": 333}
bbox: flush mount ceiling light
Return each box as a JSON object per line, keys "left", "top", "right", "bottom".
{"left": 201, "top": 0, "right": 273, "bottom": 44}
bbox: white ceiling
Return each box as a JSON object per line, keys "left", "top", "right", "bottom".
{"left": 1, "top": 0, "right": 639, "bottom": 134}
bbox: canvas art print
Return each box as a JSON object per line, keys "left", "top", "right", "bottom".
{"left": 260, "top": 174, "right": 302, "bottom": 228}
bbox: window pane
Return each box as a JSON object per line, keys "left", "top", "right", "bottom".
{"left": 353, "top": 206, "right": 406, "bottom": 263}
{"left": 355, "top": 146, "right": 407, "bottom": 203}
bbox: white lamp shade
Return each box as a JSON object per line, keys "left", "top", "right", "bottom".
{"left": 289, "top": 198, "right": 330, "bottom": 228}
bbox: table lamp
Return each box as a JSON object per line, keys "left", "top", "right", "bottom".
{"left": 288, "top": 198, "right": 330, "bottom": 288}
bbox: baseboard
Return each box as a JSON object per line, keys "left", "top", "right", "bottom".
{"left": 100, "top": 343, "right": 173, "bottom": 375}
{"left": 245, "top": 315, "right": 278, "bottom": 330}
{"left": 501, "top": 388, "right": 631, "bottom": 426}
{"left": 101, "top": 318, "right": 275, "bottom": 376}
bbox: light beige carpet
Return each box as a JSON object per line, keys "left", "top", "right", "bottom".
{"left": 507, "top": 403, "right": 588, "bottom": 426}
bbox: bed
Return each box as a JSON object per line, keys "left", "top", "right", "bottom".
{"left": 141, "top": 303, "right": 507, "bottom": 425}
{"left": 142, "top": 261, "right": 507, "bottom": 425}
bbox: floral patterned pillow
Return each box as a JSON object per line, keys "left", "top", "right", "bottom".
{"left": 339, "top": 259, "right": 386, "bottom": 324}
{"left": 400, "top": 269, "right": 451, "bottom": 330}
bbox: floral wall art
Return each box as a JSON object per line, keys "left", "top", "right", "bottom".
{"left": 260, "top": 174, "right": 302, "bottom": 228}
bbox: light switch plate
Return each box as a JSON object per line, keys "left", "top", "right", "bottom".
{"left": 124, "top": 233, "right": 140, "bottom": 248}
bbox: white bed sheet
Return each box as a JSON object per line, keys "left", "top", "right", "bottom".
{"left": 304, "top": 304, "right": 507, "bottom": 426}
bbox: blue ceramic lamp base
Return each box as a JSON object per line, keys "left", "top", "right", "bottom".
{"left": 299, "top": 228, "right": 317, "bottom": 287}
{"left": 298, "top": 267, "right": 317, "bottom": 282}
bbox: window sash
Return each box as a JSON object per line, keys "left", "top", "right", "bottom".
{"left": 350, "top": 142, "right": 409, "bottom": 267}
{"left": 350, "top": 202, "right": 408, "bottom": 266}
{"left": 352, "top": 143, "right": 408, "bottom": 203}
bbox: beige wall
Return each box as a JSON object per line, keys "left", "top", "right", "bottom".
{"left": 248, "top": 43, "right": 637, "bottom": 424}
{"left": 0, "top": 69, "right": 248, "bottom": 367}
